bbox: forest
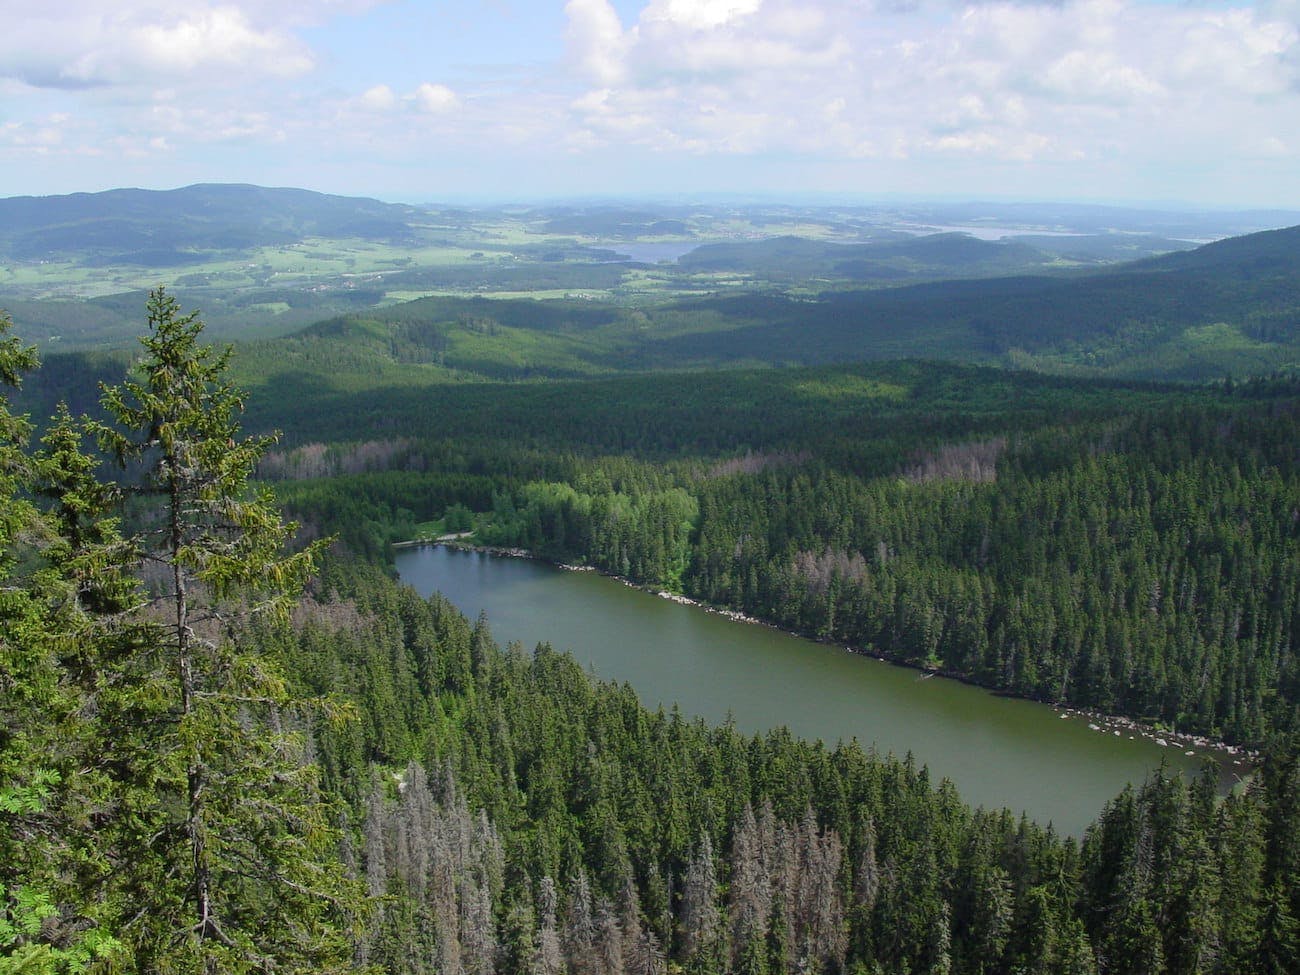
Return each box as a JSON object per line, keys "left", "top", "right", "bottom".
{"left": 225, "top": 359, "right": 1300, "bottom": 746}
{"left": 4, "top": 222, "right": 1300, "bottom": 974}
{"left": 2, "top": 293, "right": 1299, "bottom": 974}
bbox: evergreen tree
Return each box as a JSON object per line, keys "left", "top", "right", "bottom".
{"left": 679, "top": 833, "right": 722, "bottom": 971}
{"left": 92, "top": 289, "right": 361, "bottom": 973}
{"left": 0, "top": 316, "right": 126, "bottom": 971}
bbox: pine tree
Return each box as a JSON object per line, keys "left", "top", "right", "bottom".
{"left": 1, "top": 318, "right": 125, "bottom": 971}
{"left": 729, "top": 802, "right": 773, "bottom": 971}
{"left": 533, "top": 877, "right": 564, "bottom": 975}
{"left": 92, "top": 288, "right": 361, "bottom": 973}
{"left": 679, "top": 833, "right": 722, "bottom": 970}
{"left": 564, "top": 868, "right": 599, "bottom": 975}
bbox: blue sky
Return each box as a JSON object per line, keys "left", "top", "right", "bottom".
{"left": 1, "top": 0, "right": 1298, "bottom": 206}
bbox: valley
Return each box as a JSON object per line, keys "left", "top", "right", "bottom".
{"left": 5, "top": 186, "right": 1300, "bottom": 975}
{"left": 7, "top": 186, "right": 1300, "bottom": 382}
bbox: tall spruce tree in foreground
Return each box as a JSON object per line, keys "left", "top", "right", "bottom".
{"left": 94, "top": 288, "right": 361, "bottom": 973}
{"left": 1, "top": 318, "right": 131, "bottom": 972}
{"left": 0, "top": 314, "right": 53, "bottom": 968}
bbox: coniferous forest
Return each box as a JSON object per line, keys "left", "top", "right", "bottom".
{"left": 240, "top": 363, "right": 1300, "bottom": 746}
{"left": 4, "top": 274, "right": 1300, "bottom": 975}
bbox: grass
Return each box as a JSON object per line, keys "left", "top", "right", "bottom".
{"left": 409, "top": 520, "right": 448, "bottom": 542}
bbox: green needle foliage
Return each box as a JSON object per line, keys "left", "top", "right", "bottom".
{"left": 2, "top": 292, "right": 365, "bottom": 973}
{"left": 8, "top": 278, "right": 1300, "bottom": 973}
{"left": 93, "top": 288, "right": 358, "bottom": 973}
{"left": 1, "top": 316, "right": 124, "bottom": 973}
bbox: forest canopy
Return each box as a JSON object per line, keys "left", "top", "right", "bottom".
{"left": 4, "top": 286, "right": 1300, "bottom": 975}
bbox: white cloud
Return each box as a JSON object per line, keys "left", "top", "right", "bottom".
{"left": 641, "top": 0, "right": 763, "bottom": 32}
{"left": 1041, "top": 50, "right": 1164, "bottom": 103}
{"left": 3, "top": 0, "right": 1299, "bottom": 204}
{"left": 357, "top": 84, "right": 398, "bottom": 113}
{"left": 411, "top": 82, "right": 459, "bottom": 113}
{"left": 140, "top": 100, "right": 282, "bottom": 144}
{"left": 1172, "top": 10, "right": 1297, "bottom": 95}
{"left": 0, "top": 2, "right": 318, "bottom": 89}
{"left": 565, "top": 0, "right": 629, "bottom": 84}
{"left": 554, "top": 0, "right": 1300, "bottom": 174}
{"left": 341, "top": 82, "right": 460, "bottom": 119}
{"left": 628, "top": 0, "right": 846, "bottom": 82}
{"left": 926, "top": 129, "right": 1053, "bottom": 163}
{"left": 0, "top": 119, "right": 64, "bottom": 150}
{"left": 132, "top": 8, "right": 313, "bottom": 77}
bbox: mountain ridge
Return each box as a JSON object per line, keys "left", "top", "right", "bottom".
{"left": 0, "top": 183, "right": 422, "bottom": 261}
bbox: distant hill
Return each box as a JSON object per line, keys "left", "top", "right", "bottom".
{"left": 0, "top": 183, "right": 423, "bottom": 263}
{"left": 250, "top": 223, "right": 1300, "bottom": 383}
{"left": 1127, "top": 223, "right": 1300, "bottom": 275}
{"left": 658, "top": 224, "right": 1300, "bottom": 379}
{"left": 676, "top": 233, "right": 1061, "bottom": 282}
{"left": 3, "top": 185, "right": 1296, "bottom": 381}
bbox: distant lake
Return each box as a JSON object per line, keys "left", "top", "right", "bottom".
{"left": 895, "top": 223, "right": 1089, "bottom": 240}
{"left": 601, "top": 241, "right": 702, "bottom": 264}
{"left": 397, "top": 545, "right": 1245, "bottom": 836}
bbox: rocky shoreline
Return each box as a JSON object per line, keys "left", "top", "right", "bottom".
{"left": 1052, "top": 706, "right": 1256, "bottom": 769}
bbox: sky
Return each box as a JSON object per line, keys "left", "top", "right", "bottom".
{"left": 1, "top": 0, "right": 1298, "bottom": 206}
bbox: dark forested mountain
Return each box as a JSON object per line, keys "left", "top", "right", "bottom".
{"left": 233, "top": 359, "right": 1300, "bottom": 747}
{"left": 0, "top": 183, "right": 423, "bottom": 261}
{"left": 1129, "top": 223, "right": 1300, "bottom": 275}
{"left": 4, "top": 185, "right": 1300, "bottom": 973}
{"left": 16, "top": 269, "right": 1300, "bottom": 751}
{"left": 660, "top": 224, "right": 1300, "bottom": 379}
{"left": 17, "top": 270, "right": 1300, "bottom": 747}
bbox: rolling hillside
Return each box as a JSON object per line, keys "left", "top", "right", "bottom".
{"left": 0, "top": 183, "right": 423, "bottom": 262}
{"left": 248, "top": 223, "right": 1300, "bottom": 382}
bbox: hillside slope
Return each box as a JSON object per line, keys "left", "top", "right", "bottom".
{"left": 255, "top": 224, "right": 1300, "bottom": 382}
{"left": 0, "top": 183, "right": 422, "bottom": 261}
{"left": 658, "top": 224, "right": 1300, "bottom": 378}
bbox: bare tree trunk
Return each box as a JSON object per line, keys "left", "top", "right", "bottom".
{"left": 173, "top": 463, "right": 214, "bottom": 953}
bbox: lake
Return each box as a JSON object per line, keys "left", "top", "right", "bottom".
{"left": 396, "top": 545, "right": 1245, "bottom": 835}
{"left": 600, "top": 241, "right": 702, "bottom": 263}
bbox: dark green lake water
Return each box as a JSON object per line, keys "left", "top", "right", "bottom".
{"left": 396, "top": 545, "right": 1245, "bottom": 835}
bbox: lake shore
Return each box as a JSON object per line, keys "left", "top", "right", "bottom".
{"left": 404, "top": 536, "right": 1258, "bottom": 772}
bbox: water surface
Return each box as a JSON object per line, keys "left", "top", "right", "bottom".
{"left": 601, "top": 241, "right": 701, "bottom": 263}
{"left": 397, "top": 545, "right": 1242, "bottom": 835}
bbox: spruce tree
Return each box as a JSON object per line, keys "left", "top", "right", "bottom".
{"left": 94, "top": 288, "right": 361, "bottom": 973}
{"left": 0, "top": 318, "right": 68, "bottom": 970}
{"left": 0, "top": 318, "right": 125, "bottom": 972}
